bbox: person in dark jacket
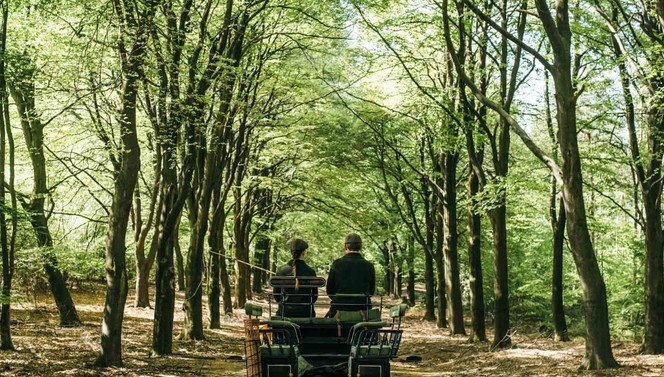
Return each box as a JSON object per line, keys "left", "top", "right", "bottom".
{"left": 275, "top": 238, "right": 318, "bottom": 317}
{"left": 326, "top": 233, "right": 375, "bottom": 316}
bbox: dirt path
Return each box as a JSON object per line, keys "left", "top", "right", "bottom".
{"left": 0, "top": 288, "right": 662, "bottom": 376}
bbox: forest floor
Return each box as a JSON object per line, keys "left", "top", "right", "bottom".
{"left": 1, "top": 286, "right": 663, "bottom": 376}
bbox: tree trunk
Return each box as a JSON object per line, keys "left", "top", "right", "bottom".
{"left": 207, "top": 189, "right": 224, "bottom": 329}
{"left": 261, "top": 238, "right": 271, "bottom": 289}
{"left": 467, "top": 166, "right": 486, "bottom": 342}
{"left": 442, "top": 152, "right": 465, "bottom": 335}
{"left": 433, "top": 237, "right": 447, "bottom": 329}
{"left": 406, "top": 236, "right": 416, "bottom": 307}
{"left": 96, "top": 1, "right": 156, "bottom": 365}
{"left": 136, "top": 214, "right": 161, "bottom": 307}
{"left": 134, "top": 203, "right": 160, "bottom": 308}
{"left": 642, "top": 183, "right": 664, "bottom": 353}
{"left": 153, "top": 230, "right": 176, "bottom": 355}
{"left": 555, "top": 75, "right": 617, "bottom": 369}
{"left": 233, "top": 204, "right": 253, "bottom": 308}
{"left": 422, "top": 174, "right": 436, "bottom": 322}
{"left": 153, "top": 112, "right": 195, "bottom": 355}
{"left": 432, "top": 190, "right": 447, "bottom": 328}
{"left": 381, "top": 241, "right": 392, "bottom": 295}
{"left": 423, "top": 250, "right": 436, "bottom": 321}
{"left": 174, "top": 221, "right": 185, "bottom": 291}
{"left": 135, "top": 264, "right": 151, "bottom": 308}
{"left": 183, "top": 222, "right": 205, "bottom": 340}
{"left": 220, "top": 241, "right": 234, "bottom": 315}
{"left": 544, "top": 64, "right": 569, "bottom": 343}
{"left": 40, "top": 245, "right": 80, "bottom": 326}
{"left": 253, "top": 238, "right": 269, "bottom": 293}
{"left": 490, "top": 205, "right": 510, "bottom": 348}
{"left": 537, "top": 0, "right": 618, "bottom": 367}
{"left": 133, "top": 166, "right": 161, "bottom": 308}
{"left": 610, "top": 21, "right": 664, "bottom": 352}
{"left": 152, "top": 185, "right": 176, "bottom": 356}
{"left": 252, "top": 245, "right": 264, "bottom": 293}
{"left": 9, "top": 71, "right": 80, "bottom": 327}
{"left": 391, "top": 240, "right": 401, "bottom": 298}
{"left": 552, "top": 198, "right": 569, "bottom": 341}
{"left": 0, "top": 1, "right": 13, "bottom": 347}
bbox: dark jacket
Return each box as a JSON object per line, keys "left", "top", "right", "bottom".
{"left": 326, "top": 253, "right": 375, "bottom": 314}
{"left": 275, "top": 259, "right": 318, "bottom": 317}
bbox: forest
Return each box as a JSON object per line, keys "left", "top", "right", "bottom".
{"left": 0, "top": 0, "right": 663, "bottom": 375}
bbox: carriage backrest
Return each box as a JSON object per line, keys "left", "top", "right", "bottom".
{"left": 269, "top": 276, "right": 326, "bottom": 289}
{"left": 389, "top": 304, "right": 408, "bottom": 319}
{"left": 245, "top": 302, "right": 263, "bottom": 317}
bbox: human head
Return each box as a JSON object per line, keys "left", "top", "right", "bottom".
{"left": 343, "top": 233, "right": 362, "bottom": 252}
{"left": 287, "top": 238, "right": 308, "bottom": 260}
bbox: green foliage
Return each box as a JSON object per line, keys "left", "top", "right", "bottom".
{"left": 0, "top": 0, "right": 661, "bottom": 351}
{"left": 53, "top": 244, "right": 106, "bottom": 283}
{"left": 14, "top": 247, "right": 49, "bottom": 304}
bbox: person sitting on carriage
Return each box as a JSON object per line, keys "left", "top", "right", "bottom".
{"left": 274, "top": 238, "right": 318, "bottom": 318}
{"left": 325, "top": 233, "right": 376, "bottom": 317}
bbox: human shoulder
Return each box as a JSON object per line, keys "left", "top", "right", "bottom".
{"left": 276, "top": 263, "right": 293, "bottom": 276}
{"left": 296, "top": 260, "right": 316, "bottom": 275}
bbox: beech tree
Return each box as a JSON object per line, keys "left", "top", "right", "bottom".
{"left": 442, "top": 0, "right": 618, "bottom": 369}
{"left": 0, "top": 0, "right": 12, "bottom": 350}
{"left": 96, "top": 0, "right": 158, "bottom": 367}
{"left": 595, "top": 0, "right": 664, "bottom": 354}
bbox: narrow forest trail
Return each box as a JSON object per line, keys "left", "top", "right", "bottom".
{"left": 0, "top": 288, "right": 662, "bottom": 376}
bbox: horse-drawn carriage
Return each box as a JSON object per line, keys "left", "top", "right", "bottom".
{"left": 244, "top": 276, "right": 407, "bottom": 377}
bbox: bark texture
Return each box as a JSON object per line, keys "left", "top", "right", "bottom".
{"left": 96, "top": 0, "right": 157, "bottom": 366}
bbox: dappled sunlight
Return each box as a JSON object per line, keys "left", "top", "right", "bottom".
{"left": 3, "top": 287, "right": 664, "bottom": 375}
{"left": 498, "top": 347, "right": 577, "bottom": 360}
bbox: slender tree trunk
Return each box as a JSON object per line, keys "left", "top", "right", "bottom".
{"left": 490, "top": 204, "right": 510, "bottom": 348}
{"left": 97, "top": 179, "right": 136, "bottom": 366}
{"left": 641, "top": 105, "right": 664, "bottom": 354}
{"left": 555, "top": 75, "right": 617, "bottom": 369}
{"left": 9, "top": 73, "right": 80, "bottom": 327}
{"left": 136, "top": 213, "right": 161, "bottom": 307}
{"left": 233, "top": 201, "right": 253, "bottom": 308}
{"left": 208, "top": 249, "right": 221, "bottom": 328}
{"left": 442, "top": 152, "right": 465, "bottom": 335}
{"left": 261, "top": 238, "right": 271, "bottom": 288}
{"left": 135, "top": 265, "right": 150, "bottom": 308}
{"left": 467, "top": 165, "right": 486, "bottom": 342}
{"left": 252, "top": 239, "right": 269, "bottom": 293}
{"left": 381, "top": 241, "right": 392, "bottom": 295}
{"left": 96, "top": 1, "right": 157, "bottom": 366}
{"left": 174, "top": 220, "right": 185, "bottom": 291}
{"left": 220, "top": 241, "right": 234, "bottom": 315}
{"left": 134, "top": 169, "right": 161, "bottom": 308}
{"left": 420, "top": 171, "right": 437, "bottom": 321}
{"left": 152, "top": 184, "right": 177, "bottom": 355}
{"left": 406, "top": 236, "right": 416, "bottom": 307}
{"left": 540, "top": 0, "right": 617, "bottom": 367}
{"left": 545, "top": 67, "right": 569, "bottom": 342}
{"left": 207, "top": 189, "right": 224, "bottom": 329}
{"left": 423, "top": 251, "right": 435, "bottom": 321}
{"left": 489, "top": 4, "right": 514, "bottom": 343}
{"left": 391, "top": 240, "right": 401, "bottom": 298}
{"left": 153, "top": 113, "right": 195, "bottom": 355}
{"left": 0, "top": 0, "right": 13, "bottom": 348}
{"left": 552, "top": 198, "right": 569, "bottom": 341}
{"left": 184, "top": 221, "right": 205, "bottom": 339}
{"left": 434, "top": 192, "right": 447, "bottom": 329}
{"left": 610, "top": 22, "right": 664, "bottom": 352}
